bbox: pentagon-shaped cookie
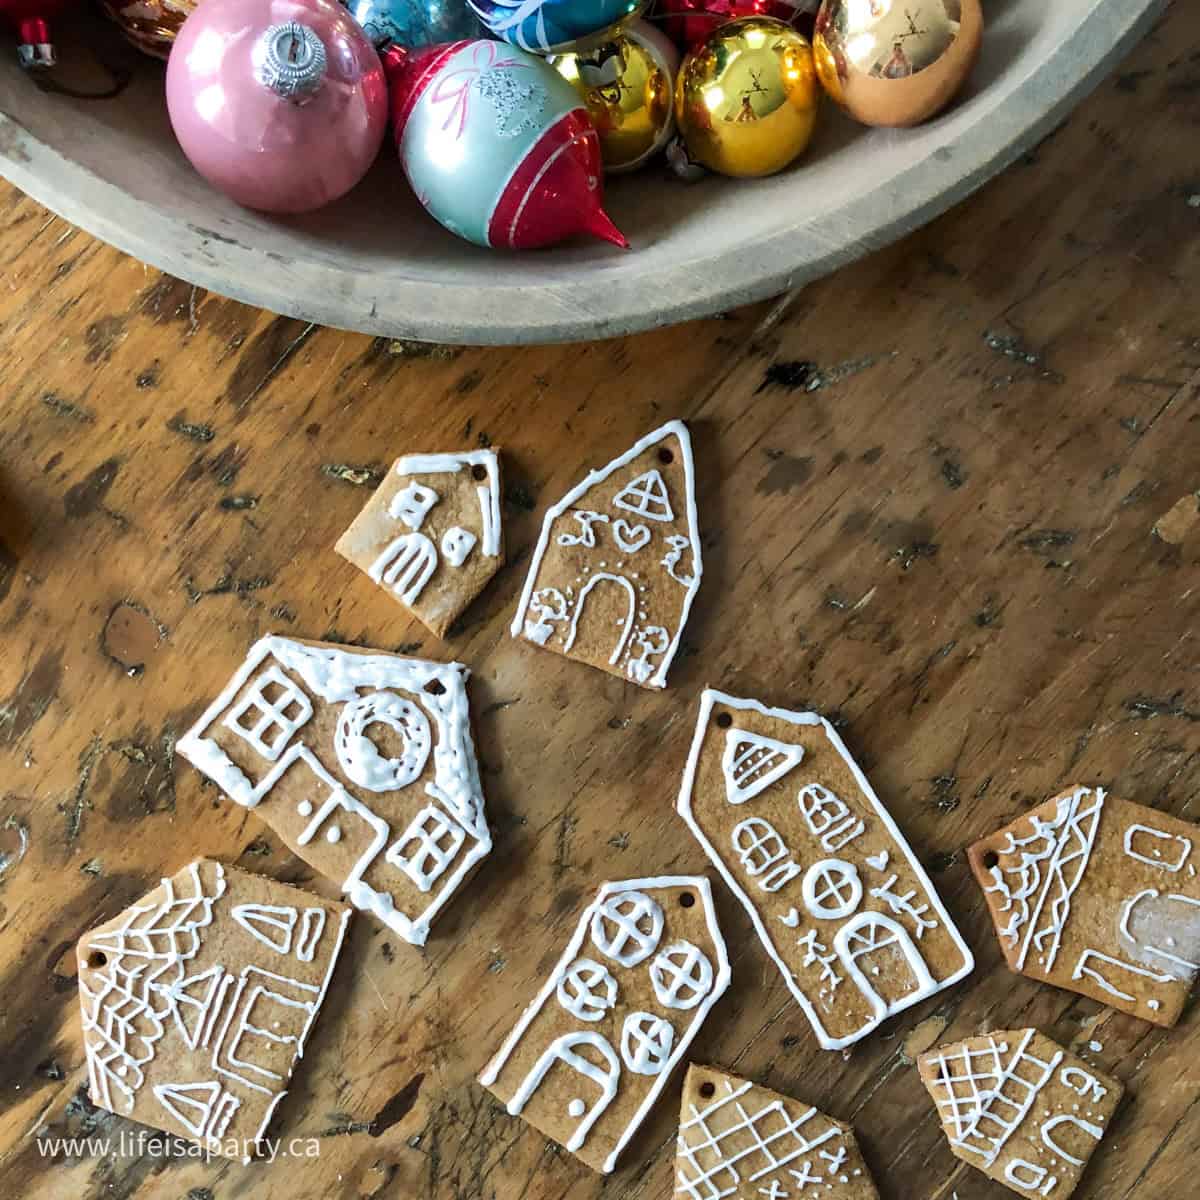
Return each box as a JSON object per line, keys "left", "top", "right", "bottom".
{"left": 919, "top": 1028, "right": 1122, "bottom": 1198}
{"left": 77, "top": 859, "right": 350, "bottom": 1162}
{"left": 479, "top": 876, "right": 730, "bottom": 1173}
{"left": 968, "top": 785, "right": 1200, "bottom": 1026}
{"left": 336, "top": 450, "right": 503, "bottom": 638}
{"left": 510, "top": 420, "right": 701, "bottom": 689}
{"left": 178, "top": 635, "right": 490, "bottom": 946}
{"left": 676, "top": 689, "right": 974, "bottom": 1050}
{"left": 676, "top": 1064, "right": 880, "bottom": 1199}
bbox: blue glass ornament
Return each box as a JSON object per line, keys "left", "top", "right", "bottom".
{"left": 343, "top": 0, "right": 482, "bottom": 48}
{"left": 468, "top": 0, "right": 644, "bottom": 54}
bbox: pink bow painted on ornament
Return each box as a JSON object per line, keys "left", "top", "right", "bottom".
{"left": 431, "top": 40, "right": 529, "bottom": 139}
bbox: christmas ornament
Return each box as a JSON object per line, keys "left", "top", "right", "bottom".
{"left": 550, "top": 19, "right": 677, "bottom": 173}
{"left": 167, "top": 0, "right": 387, "bottom": 213}
{"left": 813, "top": 0, "right": 982, "bottom": 127}
{"left": 386, "top": 39, "right": 627, "bottom": 249}
{"left": 468, "top": 0, "right": 643, "bottom": 56}
{"left": 675, "top": 16, "right": 818, "bottom": 178}
{"left": 649, "top": 0, "right": 814, "bottom": 52}
{"left": 1, "top": 0, "right": 73, "bottom": 66}
{"left": 344, "top": 0, "right": 482, "bottom": 51}
{"left": 100, "top": 0, "right": 193, "bottom": 58}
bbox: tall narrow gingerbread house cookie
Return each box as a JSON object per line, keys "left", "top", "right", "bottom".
{"left": 968, "top": 785, "right": 1200, "bottom": 1025}
{"left": 510, "top": 421, "right": 701, "bottom": 689}
{"left": 178, "top": 636, "right": 490, "bottom": 947}
{"left": 676, "top": 1064, "right": 881, "bottom": 1199}
{"left": 479, "top": 876, "right": 730, "bottom": 1173}
{"left": 77, "top": 859, "right": 351, "bottom": 1162}
{"left": 335, "top": 450, "right": 503, "bottom": 638}
{"left": 676, "top": 689, "right": 973, "bottom": 1050}
{"left": 919, "top": 1028, "right": 1122, "bottom": 1198}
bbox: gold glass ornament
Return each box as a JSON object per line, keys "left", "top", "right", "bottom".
{"left": 101, "top": 0, "right": 195, "bottom": 58}
{"left": 675, "top": 16, "right": 819, "bottom": 179}
{"left": 551, "top": 19, "right": 680, "bottom": 173}
{"left": 813, "top": 0, "right": 983, "bottom": 127}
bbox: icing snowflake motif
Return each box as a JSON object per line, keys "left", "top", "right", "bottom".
{"left": 474, "top": 67, "right": 546, "bottom": 139}
{"left": 429, "top": 40, "right": 532, "bottom": 138}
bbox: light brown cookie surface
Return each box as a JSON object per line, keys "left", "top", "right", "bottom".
{"left": 177, "top": 635, "right": 490, "bottom": 947}
{"left": 676, "top": 1064, "right": 880, "bottom": 1199}
{"left": 676, "top": 689, "right": 973, "bottom": 1050}
{"left": 919, "top": 1028, "right": 1122, "bottom": 1198}
{"left": 479, "top": 876, "right": 730, "bottom": 1174}
{"left": 968, "top": 785, "right": 1200, "bottom": 1025}
{"left": 510, "top": 420, "right": 701, "bottom": 689}
{"left": 77, "top": 859, "right": 351, "bottom": 1162}
{"left": 335, "top": 450, "right": 503, "bottom": 638}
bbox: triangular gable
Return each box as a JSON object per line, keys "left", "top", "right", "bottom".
{"left": 614, "top": 468, "right": 673, "bottom": 522}
{"left": 721, "top": 728, "right": 805, "bottom": 805}
{"left": 153, "top": 1080, "right": 221, "bottom": 1139}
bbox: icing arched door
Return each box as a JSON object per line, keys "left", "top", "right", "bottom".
{"left": 833, "top": 912, "right": 936, "bottom": 1022}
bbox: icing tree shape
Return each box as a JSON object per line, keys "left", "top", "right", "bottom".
{"left": 76, "top": 859, "right": 350, "bottom": 1163}
{"left": 675, "top": 689, "right": 973, "bottom": 1050}
{"left": 178, "top": 636, "right": 491, "bottom": 947}
{"left": 478, "top": 876, "right": 730, "bottom": 1174}
{"left": 676, "top": 1064, "right": 881, "bottom": 1200}
{"left": 510, "top": 420, "right": 702, "bottom": 690}
{"left": 968, "top": 785, "right": 1200, "bottom": 1027}
{"left": 336, "top": 450, "right": 504, "bottom": 639}
{"left": 919, "top": 1028, "right": 1123, "bottom": 1198}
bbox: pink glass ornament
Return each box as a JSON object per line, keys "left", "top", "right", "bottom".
{"left": 166, "top": 0, "right": 387, "bottom": 213}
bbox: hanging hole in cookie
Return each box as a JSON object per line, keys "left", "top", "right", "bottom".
{"left": 679, "top": 892, "right": 696, "bottom": 909}
{"left": 658, "top": 448, "right": 674, "bottom": 465}
{"left": 424, "top": 678, "right": 446, "bottom": 696}
{"left": 698, "top": 1080, "right": 716, "bottom": 1099}
{"left": 86, "top": 951, "right": 107, "bottom": 969}
{"left": 472, "top": 464, "right": 488, "bottom": 482}
{"left": 715, "top": 712, "right": 732, "bottom": 729}
{"left": 982, "top": 850, "right": 999, "bottom": 870}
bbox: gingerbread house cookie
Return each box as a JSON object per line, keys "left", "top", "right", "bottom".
{"left": 479, "top": 876, "right": 730, "bottom": 1173}
{"left": 177, "top": 636, "right": 490, "bottom": 947}
{"left": 77, "top": 859, "right": 351, "bottom": 1162}
{"left": 335, "top": 450, "right": 503, "bottom": 638}
{"left": 920, "top": 1028, "right": 1122, "bottom": 1198}
{"left": 969, "top": 784, "right": 1200, "bottom": 1026}
{"left": 676, "top": 689, "right": 974, "bottom": 1050}
{"left": 676, "top": 1064, "right": 881, "bottom": 1199}
{"left": 510, "top": 420, "right": 701, "bottom": 689}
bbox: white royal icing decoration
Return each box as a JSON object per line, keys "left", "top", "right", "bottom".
{"left": 334, "top": 692, "right": 431, "bottom": 793}
{"left": 802, "top": 860, "right": 862, "bottom": 921}
{"left": 650, "top": 941, "right": 714, "bottom": 1011}
{"left": 441, "top": 526, "right": 477, "bottom": 567}
{"left": 612, "top": 519, "right": 651, "bottom": 554}
{"left": 590, "top": 890, "right": 663, "bottom": 967}
{"left": 620, "top": 1011, "right": 674, "bottom": 1075}
{"left": 368, "top": 532, "right": 438, "bottom": 605}
{"left": 557, "top": 510, "right": 609, "bottom": 548}
{"left": 393, "top": 451, "right": 502, "bottom": 558}
{"left": 556, "top": 958, "right": 619, "bottom": 1022}
{"left": 614, "top": 468, "right": 673, "bottom": 522}
{"left": 388, "top": 481, "right": 439, "bottom": 530}
{"left": 732, "top": 818, "right": 802, "bottom": 893}
{"left": 722, "top": 728, "right": 805, "bottom": 806}
{"left": 1124, "top": 822, "right": 1192, "bottom": 872}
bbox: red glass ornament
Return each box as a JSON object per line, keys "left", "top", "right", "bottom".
{"left": 0, "top": 0, "right": 73, "bottom": 66}
{"left": 649, "top": 0, "right": 813, "bottom": 50}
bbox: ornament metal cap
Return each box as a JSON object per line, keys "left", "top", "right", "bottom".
{"left": 254, "top": 21, "right": 328, "bottom": 101}
{"left": 16, "top": 41, "right": 53, "bottom": 67}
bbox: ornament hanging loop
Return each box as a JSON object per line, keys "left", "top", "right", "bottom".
{"left": 254, "top": 21, "right": 327, "bottom": 102}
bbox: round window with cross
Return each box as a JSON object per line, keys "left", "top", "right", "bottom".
{"left": 590, "top": 890, "right": 664, "bottom": 967}
{"left": 555, "top": 958, "right": 619, "bottom": 1022}
{"left": 649, "top": 940, "right": 714, "bottom": 1010}
{"left": 801, "top": 859, "right": 863, "bottom": 920}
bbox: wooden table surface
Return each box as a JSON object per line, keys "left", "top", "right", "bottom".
{"left": 1, "top": 7, "right": 1198, "bottom": 1198}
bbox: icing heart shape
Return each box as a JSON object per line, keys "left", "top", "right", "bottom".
{"left": 612, "top": 519, "right": 651, "bottom": 554}
{"left": 778, "top": 908, "right": 801, "bottom": 928}
{"left": 865, "top": 851, "right": 889, "bottom": 871}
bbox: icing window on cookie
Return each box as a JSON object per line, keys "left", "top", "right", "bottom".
{"left": 801, "top": 860, "right": 862, "bottom": 920}
{"left": 1071, "top": 948, "right": 1173, "bottom": 1002}
{"left": 1004, "top": 1159, "right": 1056, "bottom": 1194}
{"left": 385, "top": 806, "right": 466, "bottom": 894}
{"left": 222, "top": 667, "right": 312, "bottom": 762}
{"left": 613, "top": 469, "right": 674, "bottom": 523}
{"left": 797, "top": 784, "right": 864, "bottom": 853}
{"left": 620, "top": 1011, "right": 674, "bottom": 1075}
{"left": 388, "top": 481, "right": 439, "bottom": 530}
{"left": 441, "top": 526, "right": 478, "bottom": 567}
{"left": 731, "top": 818, "right": 802, "bottom": 893}
{"left": 1124, "top": 823, "right": 1192, "bottom": 872}
{"left": 649, "top": 941, "right": 713, "bottom": 1010}
{"left": 590, "top": 891, "right": 664, "bottom": 967}
{"left": 556, "top": 958, "right": 619, "bottom": 1022}
{"left": 368, "top": 532, "right": 439, "bottom": 605}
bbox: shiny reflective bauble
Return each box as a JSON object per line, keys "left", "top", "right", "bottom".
{"left": 650, "top": 0, "right": 814, "bottom": 52}
{"left": 343, "top": 0, "right": 481, "bottom": 50}
{"left": 469, "top": 0, "right": 644, "bottom": 55}
{"left": 813, "top": 0, "right": 982, "bottom": 126}
{"left": 551, "top": 19, "right": 679, "bottom": 173}
{"left": 166, "top": 0, "right": 388, "bottom": 213}
{"left": 100, "top": 0, "right": 192, "bottom": 59}
{"left": 675, "top": 16, "right": 818, "bottom": 178}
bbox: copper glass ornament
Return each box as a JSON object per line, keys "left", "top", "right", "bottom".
{"left": 100, "top": 0, "right": 194, "bottom": 58}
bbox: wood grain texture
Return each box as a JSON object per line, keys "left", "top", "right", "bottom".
{"left": 0, "top": 8, "right": 1197, "bottom": 1198}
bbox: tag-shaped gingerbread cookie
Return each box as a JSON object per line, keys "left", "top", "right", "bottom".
{"left": 919, "top": 1028, "right": 1122, "bottom": 1198}
{"left": 676, "top": 689, "right": 974, "bottom": 1050}
{"left": 77, "top": 859, "right": 350, "bottom": 1162}
{"left": 968, "top": 784, "right": 1200, "bottom": 1025}
{"left": 510, "top": 421, "right": 701, "bottom": 689}
{"left": 677, "top": 1064, "right": 881, "bottom": 1199}
{"left": 178, "top": 636, "right": 490, "bottom": 947}
{"left": 479, "top": 876, "right": 730, "bottom": 1173}
{"left": 335, "top": 450, "right": 503, "bottom": 638}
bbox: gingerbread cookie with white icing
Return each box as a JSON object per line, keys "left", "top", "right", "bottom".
{"left": 336, "top": 449, "right": 503, "bottom": 638}
{"left": 676, "top": 689, "right": 974, "bottom": 1050}
{"left": 77, "top": 859, "right": 351, "bottom": 1162}
{"left": 676, "top": 1064, "right": 881, "bottom": 1200}
{"left": 920, "top": 1028, "right": 1122, "bottom": 1198}
{"left": 968, "top": 785, "right": 1200, "bottom": 1026}
{"left": 479, "top": 876, "right": 730, "bottom": 1174}
{"left": 177, "top": 635, "right": 490, "bottom": 947}
{"left": 510, "top": 420, "right": 701, "bottom": 689}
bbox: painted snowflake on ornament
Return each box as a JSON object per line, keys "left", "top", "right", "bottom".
{"left": 475, "top": 67, "right": 546, "bottom": 137}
